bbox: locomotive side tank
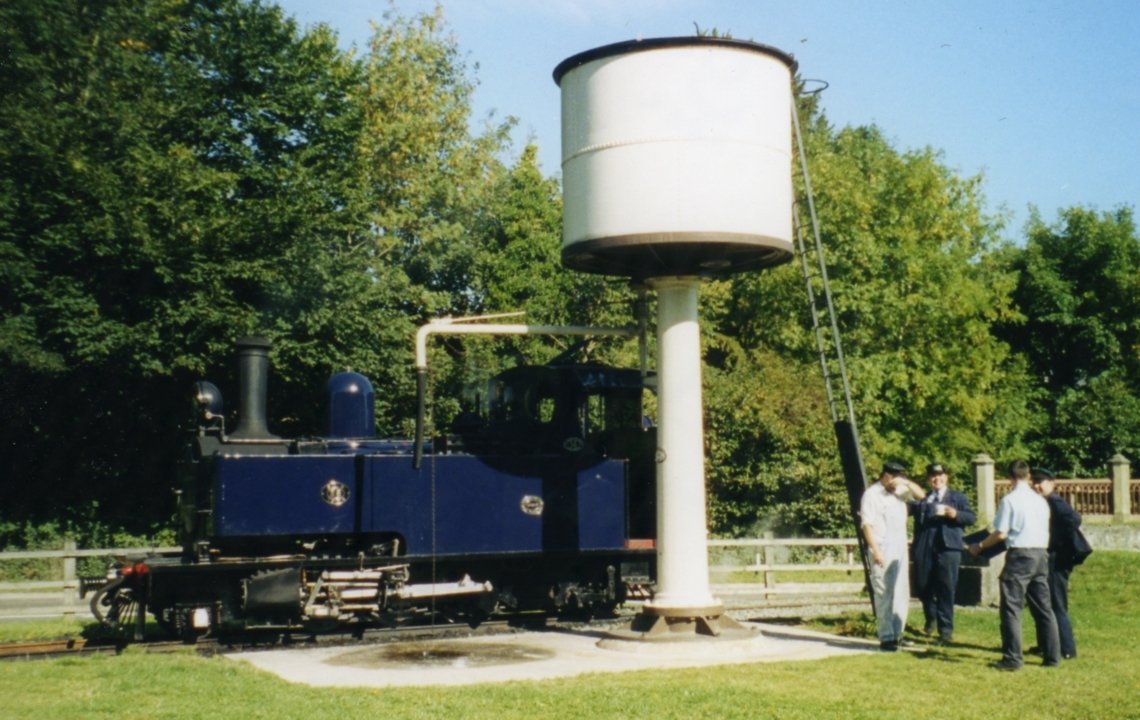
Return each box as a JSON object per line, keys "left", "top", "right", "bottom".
{"left": 90, "top": 334, "right": 657, "bottom": 640}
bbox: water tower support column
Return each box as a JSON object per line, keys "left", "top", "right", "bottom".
{"left": 629, "top": 276, "right": 741, "bottom": 637}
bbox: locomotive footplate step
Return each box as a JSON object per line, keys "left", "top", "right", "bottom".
{"left": 227, "top": 620, "right": 877, "bottom": 688}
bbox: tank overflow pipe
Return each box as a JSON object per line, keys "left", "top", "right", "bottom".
{"left": 413, "top": 320, "right": 639, "bottom": 469}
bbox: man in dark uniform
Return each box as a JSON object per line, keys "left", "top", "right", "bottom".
{"left": 910, "top": 462, "right": 976, "bottom": 644}
{"left": 1032, "top": 467, "right": 1089, "bottom": 659}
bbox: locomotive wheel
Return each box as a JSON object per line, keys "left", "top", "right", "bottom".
{"left": 89, "top": 577, "right": 145, "bottom": 640}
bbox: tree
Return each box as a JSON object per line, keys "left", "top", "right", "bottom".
{"left": 703, "top": 113, "right": 1034, "bottom": 534}
{"left": 0, "top": 0, "right": 397, "bottom": 526}
{"left": 704, "top": 343, "right": 850, "bottom": 536}
{"left": 358, "top": 7, "right": 512, "bottom": 317}
{"left": 999, "top": 206, "right": 1140, "bottom": 472}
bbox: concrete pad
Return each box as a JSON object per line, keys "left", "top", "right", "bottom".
{"left": 227, "top": 622, "right": 877, "bottom": 688}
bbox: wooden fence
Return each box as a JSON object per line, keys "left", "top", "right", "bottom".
{"left": 707, "top": 536, "right": 866, "bottom": 604}
{"left": 0, "top": 540, "right": 180, "bottom": 621}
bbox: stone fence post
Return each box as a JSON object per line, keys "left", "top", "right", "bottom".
{"left": 62, "top": 537, "right": 77, "bottom": 618}
{"left": 1111, "top": 453, "right": 1132, "bottom": 523}
{"left": 973, "top": 453, "right": 996, "bottom": 525}
{"left": 970, "top": 453, "right": 1002, "bottom": 606}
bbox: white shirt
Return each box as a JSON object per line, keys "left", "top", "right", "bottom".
{"left": 994, "top": 481, "right": 1051, "bottom": 548}
{"left": 861, "top": 481, "right": 910, "bottom": 559}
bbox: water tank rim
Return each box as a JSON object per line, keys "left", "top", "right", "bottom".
{"left": 553, "top": 36, "right": 797, "bottom": 85}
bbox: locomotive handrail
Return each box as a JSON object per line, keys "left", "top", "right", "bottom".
{"left": 412, "top": 319, "right": 639, "bottom": 468}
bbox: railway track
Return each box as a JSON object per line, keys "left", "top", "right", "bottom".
{"left": 0, "top": 592, "right": 872, "bottom": 662}
{"left": 0, "top": 617, "right": 530, "bottom": 662}
{"left": 0, "top": 637, "right": 115, "bottom": 660}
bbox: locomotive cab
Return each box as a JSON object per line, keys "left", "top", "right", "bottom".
{"left": 451, "top": 364, "right": 653, "bottom": 457}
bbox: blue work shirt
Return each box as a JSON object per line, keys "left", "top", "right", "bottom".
{"left": 993, "top": 481, "right": 1051, "bottom": 549}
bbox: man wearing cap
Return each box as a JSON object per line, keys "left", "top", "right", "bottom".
{"left": 911, "top": 462, "right": 976, "bottom": 645}
{"left": 968, "top": 460, "right": 1060, "bottom": 670}
{"left": 1032, "top": 468, "right": 1087, "bottom": 659}
{"left": 861, "top": 461, "right": 926, "bottom": 651}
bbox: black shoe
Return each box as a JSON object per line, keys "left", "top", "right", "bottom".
{"left": 991, "top": 659, "right": 1022, "bottom": 672}
{"left": 937, "top": 635, "right": 953, "bottom": 646}
{"left": 880, "top": 641, "right": 899, "bottom": 652}
{"left": 1063, "top": 653, "right": 1076, "bottom": 660}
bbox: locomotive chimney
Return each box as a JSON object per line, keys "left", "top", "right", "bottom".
{"left": 229, "top": 336, "right": 278, "bottom": 440}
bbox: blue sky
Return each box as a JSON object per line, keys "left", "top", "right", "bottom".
{"left": 275, "top": 0, "right": 1139, "bottom": 241}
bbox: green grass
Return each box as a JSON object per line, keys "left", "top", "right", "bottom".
{"left": 0, "top": 618, "right": 89, "bottom": 643}
{"left": 2, "top": 552, "right": 1139, "bottom": 720}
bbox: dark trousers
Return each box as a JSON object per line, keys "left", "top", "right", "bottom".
{"left": 921, "top": 549, "right": 961, "bottom": 638}
{"left": 999, "top": 548, "right": 1060, "bottom": 667}
{"left": 1039, "top": 553, "right": 1076, "bottom": 658}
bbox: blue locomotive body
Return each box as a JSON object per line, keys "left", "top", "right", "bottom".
{"left": 91, "top": 337, "right": 657, "bottom": 639}
{"left": 209, "top": 452, "right": 628, "bottom": 555}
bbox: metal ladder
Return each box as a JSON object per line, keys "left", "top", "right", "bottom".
{"left": 790, "top": 97, "right": 876, "bottom": 614}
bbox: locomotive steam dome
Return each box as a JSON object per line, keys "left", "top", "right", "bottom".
{"left": 326, "top": 371, "right": 375, "bottom": 439}
{"left": 554, "top": 37, "right": 797, "bottom": 278}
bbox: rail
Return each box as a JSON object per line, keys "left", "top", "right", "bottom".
{"left": 0, "top": 538, "right": 863, "bottom": 620}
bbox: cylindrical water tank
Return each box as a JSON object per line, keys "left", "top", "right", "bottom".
{"left": 554, "top": 37, "right": 797, "bottom": 278}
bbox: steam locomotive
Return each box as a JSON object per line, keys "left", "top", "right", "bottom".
{"left": 87, "top": 334, "right": 657, "bottom": 640}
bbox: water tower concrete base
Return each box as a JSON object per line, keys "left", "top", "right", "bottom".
{"left": 604, "top": 605, "right": 757, "bottom": 643}
{"left": 624, "top": 606, "right": 747, "bottom": 637}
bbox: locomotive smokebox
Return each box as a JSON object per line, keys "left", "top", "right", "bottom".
{"left": 554, "top": 37, "right": 797, "bottom": 279}
{"left": 229, "top": 336, "right": 278, "bottom": 440}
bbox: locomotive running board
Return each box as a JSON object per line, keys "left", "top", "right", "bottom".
{"left": 392, "top": 574, "right": 494, "bottom": 600}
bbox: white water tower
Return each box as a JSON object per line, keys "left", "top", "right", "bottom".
{"left": 555, "top": 37, "right": 796, "bottom": 636}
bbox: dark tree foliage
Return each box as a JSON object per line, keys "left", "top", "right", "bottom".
{"left": 0, "top": 0, "right": 397, "bottom": 529}
{"left": 999, "top": 207, "right": 1140, "bottom": 473}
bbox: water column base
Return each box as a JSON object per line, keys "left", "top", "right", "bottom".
{"left": 622, "top": 604, "right": 751, "bottom": 640}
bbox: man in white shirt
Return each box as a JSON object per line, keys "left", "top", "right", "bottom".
{"left": 968, "top": 459, "right": 1061, "bottom": 670}
{"left": 861, "top": 461, "right": 926, "bottom": 651}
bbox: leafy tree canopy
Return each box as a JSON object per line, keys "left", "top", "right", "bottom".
{"left": 0, "top": 0, "right": 507, "bottom": 525}
{"left": 999, "top": 206, "right": 1140, "bottom": 472}
{"left": 704, "top": 112, "right": 1035, "bottom": 533}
